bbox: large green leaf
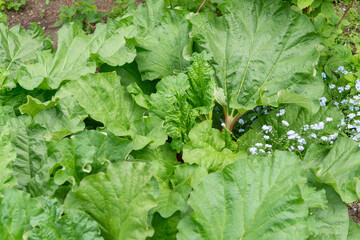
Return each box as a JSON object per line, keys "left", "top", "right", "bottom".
{"left": 149, "top": 212, "right": 181, "bottom": 240}
{"left": 348, "top": 221, "right": 360, "bottom": 240}
{"left": 33, "top": 96, "right": 87, "bottom": 141}
{"left": 183, "top": 120, "right": 245, "bottom": 172}
{"left": 0, "top": 23, "right": 48, "bottom": 89}
{"left": 186, "top": 51, "right": 215, "bottom": 115}
{"left": 29, "top": 198, "right": 104, "bottom": 240}
{"left": 8, "top": 118, "right": 61, "bottom": 196}
{"left": 136, "top": 9, "right": 191, "bottom": 80}
{"left": 308, "top": 185, "right": 349, "bottom": 240}
{"left": 304, "top": 137, "right": 360, "bottom": 203}
{"left": 129, "top": 0, "right": 165, "bottom": 35}
{"left": 149, "top": 74, "right": 198, "bottom": 152}
{"left": 131, "top": 144, "right": 188, "bottom": 217}
{"left": 177, "top": 151, "right": 314, "bottom": 240}
{"left": 52, "top": 130, "right": 133, "bottom": 188}
{"left": 18, "top": 23, "right": 96, "bottom": 90}
{"left": 19, "top": 95, "right": 56, "bottom": 118}
{"left": 56, "top": 72, "right": 145, "bottom": 136}
{"left": 64, "top": 162, "right": 157, "bottom": 240}
{"left": 189, "top": 0, "right": 322, "bottom": 117}
{"left": 0, "top": 125, "right": 17, "bottom": 194}
{"left": 90, "top": 20, "right": 138, "bottom": 67}
{"left": 0, "top": 188, "right": 43, "bottom": 240}
{"left": 129, "top": 116, "right": 167, "bottom": 150}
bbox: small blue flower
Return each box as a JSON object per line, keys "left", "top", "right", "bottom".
{"left": 321, "top": 72, "right": 326, "bottom": 79}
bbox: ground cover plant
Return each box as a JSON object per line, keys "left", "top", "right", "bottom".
{"left": 1, "top": 0, "right": 360, "bottom": 239}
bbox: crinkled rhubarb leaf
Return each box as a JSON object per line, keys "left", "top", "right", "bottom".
{"left": 183, "top": 120, "right": 245, "bottom": 172}
{"left": 177, "top": 151, "right": 314, "bottom": 240}
{"left": 64, "top": 162, "right": 157, "bottom": 240}
{"left": 0, "top": 23, "right": 49, "bottom": 89}
{"left": 136, "top": 10, "right": 191, "bottom": 80}
{"left": 18, "top": 23, "right": 96, "bottom": 90}
{"left": 190, "top": 0, "right": 323, "bottom": 115}
{"left": 304, "top": 136, "right": 360, "bottom": 203}
{"left": 56, "top": 72, "right": 145, "bottom": 136}
{"left": 28, "top": 198, "right": 104, "bottom": 240}
{"left": 52, "top": 130, "right": 133, "bottom": 188}
{"left": 0, "top": 189, "right": 43, "bottom": 239}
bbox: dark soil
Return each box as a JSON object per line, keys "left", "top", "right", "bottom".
{"left": 5, "top": 0, "right": 116, "bottom": 47}
{"left": 349, "top": 200, "right": 360, "bottom": 223}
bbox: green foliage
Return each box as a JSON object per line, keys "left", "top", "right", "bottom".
{"left": 1, "top": 0, "right": 360, "bottom": 239}
{"left": 55, "top": 0, "right": 106, "bottom": 33}
{"left": 0, "top": 0, "right": 26, "bottom": 11}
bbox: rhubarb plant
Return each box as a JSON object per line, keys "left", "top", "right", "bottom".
{"left": 0, "top": 0, "right": 359, "bottom": 239}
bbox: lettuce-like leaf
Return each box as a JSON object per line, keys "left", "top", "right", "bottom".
{"left": 183, "top": 120, "right": 245, "bottom": 172}
{"left": 0, "top": 189, "right": 43, "bottom": 239}
{"left": 177, "top": 151, "right": 315, "bottom": 240}
{"left": 52, "top": 130, "right": 133, "bottom": 188}
{"left": 28, "top": 198, "right": 104, "bottom": 240}
{"left": 304, "top": 137, "right": 360, "bottom": 203}
{"left": 308, "top": 185, "right": 349, "bottom": 240}
{"left": 90, "top": 19, "right": 138, "bottom": 67}
{"left": 186, "top": 52, "right": 215, "bottom": 115}
{"left": 129, "top": 116, "right": 167, "bottom": 150}
{"left": 136, "top": 10, "right": 191, "bottom": 80}
{"left": 33, "top": 96, "right": 87, "bottom": 141}
{"left": 0, "top": 23, "right": 48, "bottom": 89}
{"left": 64, "top": 161, "right": 157, "bottom": 240}
{"left": 18, "top": 23, "right": 96, "bottom": 90}
{"left": 56, "top": 72, "right": 145, "bottom": 136}
{"left": 190, "top": 0, "right": 323, "bottom": 119}
{"left": 19, "top": 95, "right": 56, "bottom": 118}
{"left": 0, "top": 125, "right": 17, "bottom": 194}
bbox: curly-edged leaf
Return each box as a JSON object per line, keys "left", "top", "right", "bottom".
{"left": 127, "top": 82, "right": 152, "bottom": 109}
{"left": 136, "top": 10, "right": 191, "bottom": 80}
{"left": 90, "top": 20, "right": 138, "bottom": 66}
{"left": 186, "top": 51, "right": 215, "bottom": 115}
{"left": 149, "top": 212, "right": 181, "bottom": 240}
{"left": 131, "top": 143, "right": 193, "bottom": 218}
{"left": 129, "top": 116, "right": 167, "bottom": 150}
{"left": 8, "top": 118, "right": 60, "bottom": 196}
{"left": 0, "top": 125, "right": 17, "bottom": 194}
{"left": 64, "top": 161, "right": 157, "bottom": 240}
{"left": 189, "top": 0, "right": 322, "bottom": 115}
{"left": 155, "top": 164, "right": 208, "bottom": 218}
{"left": 165, "top": 97, "right": 198, "bottom": 152}
{"left": 52, "top": 130, "right": 133, "bottom": 188}
{"left": 304, "top": 137, "right": 360, "bottom": 203}
{"left": 8, "top": 117, "right": 46, "bottom": 186}
{"left": 0, "top": 23, "right": 48, "bottom": 89}
{"left": 131, "top": 143, "right": 178, "bottom": 181}
{"left": 177, "top": 151, "right": 312, "bottom": 240}
{"left": 29, "top": 198, "right": 104, "bottom": 240}
{"left": 0, "top": 86, "right": 55, "bottom": 114}
{"left": 33, "top": 96, "right": 87, "bottom": 141}
{"left": 149, "top": 74, "right": 198, "bottom": 152}
{"left": 183, "top": 120, "right": 245, "bottom": 172}
{"left": 308, "top": 185, "right": 349, "bottom": 240}
{"left": 150, "top": 73, "right": 190, "bottom": 119}
{"left": 19, "top": 95, "right": 56, "bottom": 118}
{"left": 0, "top": 188, "right": 43, "bottom": 240}
{"left": 56, "top": 72, "right": 145, "bottom": 136}
{"left": 18, "top": 23, "right": 96, "bottom": 90}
